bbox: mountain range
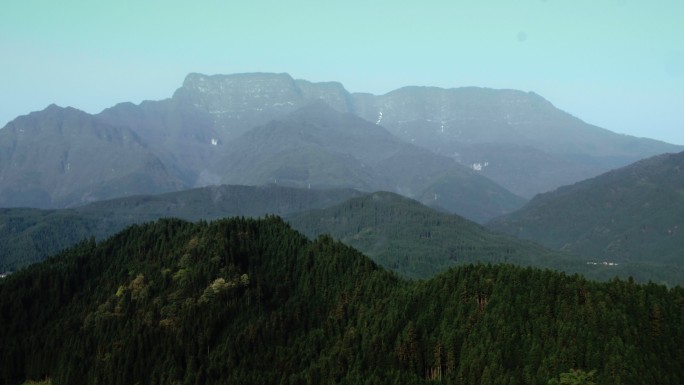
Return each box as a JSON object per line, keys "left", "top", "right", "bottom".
{"left": 1, "top": 71, "right": 683, "bottom": 384}
{"left": 352, "top": 85, "right": 683, "bottom": 197}
{"left": 1, "top": 72, "right": 679, "bottom": 218}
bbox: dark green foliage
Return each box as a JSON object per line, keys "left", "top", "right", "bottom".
{"left": 1, "top": 217, "right": 683, "bottom": 384}
{"left": 288, "top": 192, "right": 644, "bottom": 281}
{"left": 549, "top": 369, "right": 597, "bottom": 385}
{"left": 0, "top": 185, "right": 361, "bottom": 271}
{"left": 489, "top": 151, "right": 684, "bottom": 286}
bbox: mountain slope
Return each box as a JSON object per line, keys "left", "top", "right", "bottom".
{"left": 97, "top": 97, "right": 221, "bottom": 187}
{"left": 0, "top": 105, "right": 185, "bottom": 208}
{"left": 489, "top": 151, "right": 684, "bottom": 282}
{"left": 288, "top": 192, "right": 572, "bottom": 279}
{"left": 101, "top": 72, "right": 682, "bottom": 199}
{"left": 288, "top": 191, "right": 683, "bottom": 284}
{"left": 352, "top": 86, "right": 683, "bottom": 197}
{"left": 212, "top": 102, "right": 526, "bottom": 222}
{"left": 0, "top": 185, "right": 362, "bottom": 271}
{"left": 1, "top": 217, "right": 683, "bottom": 384}
{"left": 1, "top": 72, "right": 680, "bottom": 209}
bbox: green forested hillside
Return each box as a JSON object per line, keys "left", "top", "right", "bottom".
{"left": 288, "top": 192, "right": 682, "bottom": 284}
{"left": 489, "top": 151, "right": 684, "bottom": 286}
{"left": 1, "top": 217, "right": 683, "bottom": 385}
{"left": 0, "top": 184, "right": 361, "bottom": 271}
{"left": 288, "top": 192, "right": 584, "bottom": 279}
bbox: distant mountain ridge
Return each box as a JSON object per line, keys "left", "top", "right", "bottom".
{"left": 488, "top": 150, "right": 684, "bottom": 285}
{"left": 0, "top": 105, "right": 185, "bottom": 208}
{"left": 351, "top": 86, "right": 683, "bottom": 197}
{"left": 1, "top": 72, "right": 679, "bottom": 211}
{"left": 126, "top": 72, "right": 684, "bottom": 197}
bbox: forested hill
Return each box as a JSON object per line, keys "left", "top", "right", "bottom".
{"left": 488, "top": 151, "right": 684, "bottom": 286}
{"left": 288, "top": 191, "right": 684, "bottom": 284}
{"left": 289, "top": 192, "right": 588, "bottom": 280}
{"left": 0, "top": 184, "right": 362, "bottom": 272}
{"left": 1, "top": 217, "right": 683, "bottom": 385}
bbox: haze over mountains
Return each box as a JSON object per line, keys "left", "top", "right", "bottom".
{"left": 2, "top": 71, "right": 683, "bottom": 283}
{"left": 1, "top": 72, "right": 679, "bottom": 219}
{"left": 352, "top": 86, "right": 683, "bottom": 197}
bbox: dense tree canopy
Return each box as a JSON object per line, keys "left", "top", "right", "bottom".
{"left": 1, "top": 217, "right": 682, "bottom": 384}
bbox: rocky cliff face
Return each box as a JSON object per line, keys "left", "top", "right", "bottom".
{"left": 169, "top": 73, "right": 682, "bottom": 197}
{"left": 172, "top": 73, "right": 355, "bottom": 141}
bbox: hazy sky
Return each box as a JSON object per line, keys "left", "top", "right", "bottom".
{"left": 2, "top": 0, "right": 683, "bottom": 144}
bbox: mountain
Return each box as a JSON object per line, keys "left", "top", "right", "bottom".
{"left": 0, "top": 105, "right": 185, "bottom": 208}
{"left": 97, "top": 96, "right": 221, "bottom": 187}
{"left": 172, "top": 72, "right": 355, "bottom": 140}
{"left": 288, "top": 192, "right": 575, "bottom": 279}
{"left": 488, "top": 151, "right": 684, "bottom": 285}
{"left": 210, "top": 102, "right": 526, "bottom": 222}
{"left": 352, "top": 86, "right": 683, "bottom": 197}
{"left": 0, "top": 184, "right": 362, "bottom": 272}
{"left": 96, "top": 73, "right": 352, "bottom": 187}
{"left": 288, "top": 191, "right": 684, "bottom": 284}
{"left": 2, "top": 72, "right": 679, "bottom": 209}
{"left": 1, "top": 217, "right": 683, "bottom": 384}
{"left": 97, "top": 73, "right": 683, "bottom": 198}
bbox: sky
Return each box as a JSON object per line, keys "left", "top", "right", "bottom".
{"left": 1, "top": 0, "right": 683, "bottom": 144}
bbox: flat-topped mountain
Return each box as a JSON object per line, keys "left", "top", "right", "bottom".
{"left": 1, "top": 72, "right": 679, "bottom": 210}
{"left": 103, "top": 72, "right": 681, "bottom": 198}
{"left": 352, "top": 86, "right": 683, "bottom": 197}
{"left": 172, "top": 73, "right": 684, "bottom": 197}
{"left": 172, "top": 72, "right": 356, "bottom": 139}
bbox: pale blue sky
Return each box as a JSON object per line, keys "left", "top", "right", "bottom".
{"left": 1, "top": 0, "right": 683, "bottom": 144}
